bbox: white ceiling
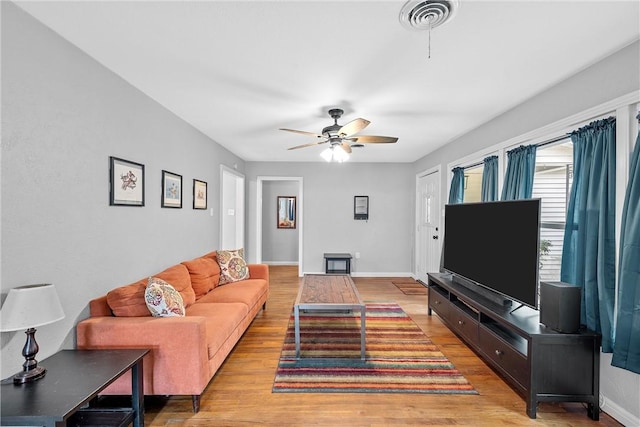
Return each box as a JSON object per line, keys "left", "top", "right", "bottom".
{"left": 15, "top": 0, "right": 640, "bottom": 163}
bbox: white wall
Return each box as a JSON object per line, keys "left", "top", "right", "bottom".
{"left": 413, "top": 41, "right": 640, "bottom": 426}
{"left": 262, "top": 181, "right": 299, "bottom": 264}
{"left": 0, "top": 2, "right": 245, "bottom": 377}
{"left": 246, "top": 162, "right": 414, "bottom": 276}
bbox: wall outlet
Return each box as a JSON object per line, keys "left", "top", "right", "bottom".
{"left": 355, "top": 252, "right": 361, "bottom": 259}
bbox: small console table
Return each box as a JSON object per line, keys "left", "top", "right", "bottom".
{"left": 323, "top": 253, "right": 352, "bottom": 274}
{"left": 1, "top": 349, "right": 148, "bottom": 427}
{"left": 427, "top": 273, "right": 601, "bottom": 420}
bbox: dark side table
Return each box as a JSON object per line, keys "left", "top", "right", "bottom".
{"left": 1, "top": 349, "right": 148, "bottom": 427}
{"left": 323, "top": 253, "right": 352, "bottom": 274}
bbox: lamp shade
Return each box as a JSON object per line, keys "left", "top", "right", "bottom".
{"left": 0, "top": 284, "right": 65, "bottom": 332}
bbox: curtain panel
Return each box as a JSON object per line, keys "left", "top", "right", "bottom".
{"left": 560, "top": 117, "right": 616, "bottom": 352}
{"left": 448, "top": 167, "right": 465, "bottom": 204}
{"left": 612, "top": 112, "right": 640, "bottom": 373}
{"left": 501, "top": 145, "right": 537, "bottom": 200}
{"left": 481, "top": 155, "right": 499, "bottom": 202}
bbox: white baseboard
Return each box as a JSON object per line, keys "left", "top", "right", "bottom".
{"left": 351, "top": 272, "right": 415, "bottom": 278}
{"left": 301, "top": 271, "right": 415, "bottom": 278}
{"left": 263, "top": 261, "right": 299, "bottom": 265}
{"left": 601, "top": 395, "right": 640, "bottom": 427}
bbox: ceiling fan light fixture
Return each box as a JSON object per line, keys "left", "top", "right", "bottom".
{"left": 321, "top": 145, "right": 349, "bottom": 163}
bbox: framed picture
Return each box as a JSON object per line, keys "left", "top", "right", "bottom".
{"left": 354, "top": 195, "right": 369, "bottom": 220}
{"left": 161, "top": 170, "right": 182, "bottom": 208}
{"left": 109, "top": 156, "right": 145, "bottom": 206}
{"left": 277, "top": 196, "right": 296, "bottom": 229}
{"left": 193, "top": 179, "right": 207, "bottom": 210}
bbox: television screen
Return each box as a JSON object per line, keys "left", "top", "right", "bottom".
{"left": 442, "top": 199, "right": 541, "bottom": 309}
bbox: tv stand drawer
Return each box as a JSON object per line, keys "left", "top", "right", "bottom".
{"left": 450, "top": 304, "right": 479, "bottom": 346}
{"left": 429, "top": 288, "right": 451, "bottom": 319}
{"left": 479, "top": 325, "right": 528, "bottom": 390}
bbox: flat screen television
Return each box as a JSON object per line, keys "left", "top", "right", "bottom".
{"left": 442, "top": 199, "right": 541, "bottom": 309}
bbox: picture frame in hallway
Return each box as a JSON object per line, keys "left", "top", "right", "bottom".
{"left": 109, "top": 156, "right": 145, "bottom": 207}
{"left": 277, "top": 196, "right": 296, "bottom": 229}
{"left": 161, "top": 170, "right": 182, "bottom": 208}
{"left": 193, "top": 179, "right": 207, "bottom": 210}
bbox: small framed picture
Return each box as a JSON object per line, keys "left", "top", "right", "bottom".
{"left": 109, "top": 156, "right": 145, "bottom": 206}
{"left": 354, "top": 195, "right": 369, "bottom": 220}
{"left": 277, "top": 196, "right": 296, "bottom": 229}
{"left": 161, "top": 170, "right": 182, "bottom": 208}
{"left": 193, "top": 179, "right": 207, "bottom": 210}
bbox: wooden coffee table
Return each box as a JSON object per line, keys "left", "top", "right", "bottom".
{"left": 294, "top": 274, "right": 366, "bottom": 360}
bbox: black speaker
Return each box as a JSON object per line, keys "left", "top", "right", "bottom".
{"left": 540, "top": 281, "right": 581, "bottom": 333}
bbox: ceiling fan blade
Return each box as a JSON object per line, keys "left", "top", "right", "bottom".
{"left": 279, "top": 128, "right": 325, "bottom": 139}
{"left": 287, "top": 141, "right": 327, "bottom": 150}
{"left": 340, "top": 142, "right": 352, "bottom": 154}
{"left": 338, "top": 118, "right": 370, "bottom": 137}
{"left": 351, "top": 135, "right": 398, "bottom": 144}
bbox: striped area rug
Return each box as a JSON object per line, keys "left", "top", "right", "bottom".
{"left": 273, "top": 303, "right": 477, "bottom": 394}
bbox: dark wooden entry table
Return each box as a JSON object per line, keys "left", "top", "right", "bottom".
{"left": 294, "top": 274, "right": 366, "bottom": 360}
{"left": 1, "top": 349, "right": 148, "bottom": 427}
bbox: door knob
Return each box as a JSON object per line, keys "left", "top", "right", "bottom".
{"left": 432, "top": 235, "right": 439, "bottom": 240}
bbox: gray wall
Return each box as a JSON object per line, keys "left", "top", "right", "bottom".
{"left": 414, "top": 40, "right": 640, "bottom": 204}
{"left": 0, "top": 2, "right": 244, "bottom": 377}
{"left": 246, "top": 163, "right": 414, "bottom": 275}
{"left": 262, "top": 181, "right": 299, "bottom": 263}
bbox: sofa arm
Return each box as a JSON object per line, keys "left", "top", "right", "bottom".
{"left": 77, "top": 316, "right": 210, "bottom": 395}
{"left": 248, "top": 264, "right": 269, "bottom": 282}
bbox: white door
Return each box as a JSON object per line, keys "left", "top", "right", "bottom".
{"left": 220, "top": 167, "right": 245, "bottom": 250}
{"left": 415, "top": 170, "right": 441, "bottom": 283}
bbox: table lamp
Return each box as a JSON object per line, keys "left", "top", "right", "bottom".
{"left": 0, "top": 284, "right": 65, "bottom": 384}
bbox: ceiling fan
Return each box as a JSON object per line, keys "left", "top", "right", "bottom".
{"left": 280, "top": 109, "right": 398, "bottom": 156}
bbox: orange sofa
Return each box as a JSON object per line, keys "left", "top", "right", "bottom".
{"left": 76, "top": 250, "right": 269, "bottom": 412}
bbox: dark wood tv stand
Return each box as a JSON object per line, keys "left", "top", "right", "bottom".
{"left": 427, "top": 273, "right": 601, "bottom": 419}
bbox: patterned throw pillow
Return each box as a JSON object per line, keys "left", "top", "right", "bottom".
{"left": 217, "top": 248, "right": 250, "bottom": 284}
{"left": 144, "top": 277, "right": 185, "bottom": 317}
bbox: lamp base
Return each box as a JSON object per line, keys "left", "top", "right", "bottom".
{"left": 13, "top": 366, "right": 46, "bottom": 384}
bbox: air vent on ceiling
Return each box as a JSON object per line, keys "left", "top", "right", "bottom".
{"left": 399, "top": 0, "right": 460, "bottom": 31}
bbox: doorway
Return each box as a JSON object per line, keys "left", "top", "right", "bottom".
{"left": 256, "top": 176, "right": 303, "bottom": 277}
{"left": 220, "top": 166, "right": 245, "bottom": 250}
{"left": 415, "top": 168, "right": 441, "bottom": 283}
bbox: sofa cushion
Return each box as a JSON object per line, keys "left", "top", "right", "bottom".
{"left": 107, "top": 263, "right": 196, "bottom": 317}
{"left": 106, "top": 281, "right": 150, "bottom": 317}
{"left": 186, "top": 302, "right": 249, "bottom": 360}
{"left": 217, "top": 248, "right": 250, "bottom": 284}
{"left": 145, "top": 278, "right": 185, "bottom": 317}
{"left": 155, "top": 264, "right": 196, "bottom": 307}
{"left": 181, "top": 256, "right": 221, "bottom": 299}
{"left": 196, "top": 279, "right": 268, "bottom": 309}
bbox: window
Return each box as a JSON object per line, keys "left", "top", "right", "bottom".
{"left": 531, "top": 140, "right": 574, "bottom": 282}
{"left": 462, "top": 164, "right": 483, "bottom": 203}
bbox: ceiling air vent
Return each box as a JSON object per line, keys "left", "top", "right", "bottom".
{"left": 399, "top": 0, "right": 460, "bottom": 31}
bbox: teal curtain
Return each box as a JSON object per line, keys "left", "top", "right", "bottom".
{"left": 501, "top": 145, "right": 537, "bottom": 200}
{"left": 560, "top": 117, "right": 616, "bottom": 352}
{"left": 481, "top": 156, "right": 499, "bottom": 202}
{"left": 448, "top": 167, "right": 465, "bottom": 204}
{"left": 612, "top": 113, "right": 640, "bottom": 373}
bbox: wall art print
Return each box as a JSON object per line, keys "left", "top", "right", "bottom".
{"left": 162, "top": 170, "right": 182, "bottom": 208}
{"left": 193, "top": 179, "right": 207, "bottom": 210}
{"left": 109, "top": 156, "right": 145, "bottom": 206}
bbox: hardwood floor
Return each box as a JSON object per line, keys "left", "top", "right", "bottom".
{"left": 144, "top": 266, "right": 622, "bottom": 426}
